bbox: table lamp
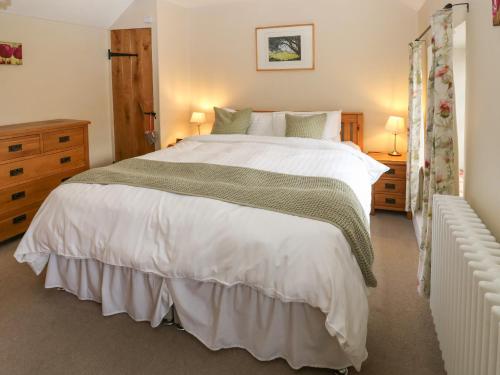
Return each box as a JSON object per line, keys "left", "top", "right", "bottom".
{"left": 190, "top": 112, "right": 207, "bottom": 135}
{"left": 385, "top": 116, "right": 405, "bottom": 156}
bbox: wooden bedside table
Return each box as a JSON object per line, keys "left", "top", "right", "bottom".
{"left": 368, "top": 152, "right": 411, "bottom": 219}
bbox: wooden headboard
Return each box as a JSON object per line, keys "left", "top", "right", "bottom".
{"left": 251, "top": 111, "right": 364, "bottom": 151}
{"left": 341, "top": 112, "right": 364, "bottom": 151}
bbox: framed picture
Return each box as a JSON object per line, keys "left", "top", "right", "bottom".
{"left": 0, "top": 41, "right": 22, "bottom": 65}
{"left": 494, "top": 0, "right": 500, "bottom": 26}
{"left": 255, "top": 24, "right": 315, "bottom": 71}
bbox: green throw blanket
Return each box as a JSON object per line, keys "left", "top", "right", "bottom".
{"left": 66, "top": 159, "right": 376, "bottom": 287}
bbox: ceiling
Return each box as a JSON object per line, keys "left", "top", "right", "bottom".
{"left": 397, "top": 0, "right": 426, "bottom": 11}
{"left": 171, "top": 0, "right": 426, "bottom": 10}
{"left": 0, "top": 0, "right": 135, "bottom": 28}
{"left": 0, "top": 0, "right": 426, "bottom": 28}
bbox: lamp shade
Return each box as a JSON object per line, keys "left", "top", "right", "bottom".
{"left": 190, "top": 112, "right": 206, "bottom": 124}
{"left": 385, "top": 116, "right": 405, "bottom": 134}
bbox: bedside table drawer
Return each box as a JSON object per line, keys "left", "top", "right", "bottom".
{"left": 383, "top": 164, "right": 406, "bottom": 180}
{"left": 374, "top": 193, "right": 406, "bottom": 211}
{"left": 374, "top": 179, "right": 406, "bottom": 195}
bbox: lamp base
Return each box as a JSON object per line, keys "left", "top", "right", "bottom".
{"left": 388, "top": 150, "right": 402, "bottom": 157}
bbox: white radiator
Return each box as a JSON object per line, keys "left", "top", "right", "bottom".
{"left": 431, "top": 195, "right": 500, "bottom": 375}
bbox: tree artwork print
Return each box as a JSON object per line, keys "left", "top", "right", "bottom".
{"left": 268, "top": 36, "right": 302, "bottom": 62}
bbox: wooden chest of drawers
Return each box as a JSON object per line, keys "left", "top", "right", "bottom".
{"left": 368, "top": 152, "right": 411, "bottom": 219}
{"left": 0, "top": 119, "right": 90, "bottom": 241}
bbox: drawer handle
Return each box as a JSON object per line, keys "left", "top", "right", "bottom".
{"left": 12, "top": 214, "right": 27, "bottom": 225}
{"left": 385, "top": 183, "right": 396, "bottom": 190}
{"left": 11, "top": 191, "right": 26, "bottom": 201}
{"left": 61, "top": 177, "right": 70, "bottom": 183}
{"left": 10, "top": 167, "right": 24, "bottom": 177}
{"left": 386, "top": 168, "right": 396, "bottom": 175}
{"left": 60, "top": 156, "right": 71, "bottom": 164}
{"left": 59, "top": 136, "right": 70, "bottom": 143}
{"left": 8, "top": 144, "right": 22, "bottom": 152}
{"left": 385, "top": 198, "right": 397, "bottom": 205}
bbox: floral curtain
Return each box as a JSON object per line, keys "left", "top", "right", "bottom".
{"left": 418, "top": 9, "right": 459, "bottom": 296}
{"left": 406, "top": 41, "right": 425, "bottom": 214}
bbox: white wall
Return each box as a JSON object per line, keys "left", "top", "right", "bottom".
{"left": 419, "top": 1, "right": 500, "bottom": 239}
{"left": 0, "top": 13, "right": 113, "bottom": 167}
{"left": 453, "top": 45, "right": 466, "bottom": 176}
{"left": 187, "top": 0, "right": 417, "bottom": 152}
{"left": 156, "top": 0, "right": 191, "bottom": 147}
{"left": 111, "top": 0, "right": 156, "bottom": 29}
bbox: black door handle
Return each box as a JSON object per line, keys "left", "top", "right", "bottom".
{"left": 59, "top": 136, "right": 70, "bottom": 143}
{"left": 60, "top": 156, "right": 71, "bottom": 164}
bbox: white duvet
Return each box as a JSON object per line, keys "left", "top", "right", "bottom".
{"left": 15, "top": 135, "right": 387, "bottom": 369}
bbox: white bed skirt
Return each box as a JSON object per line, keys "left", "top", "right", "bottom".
{"left": 45, "top": 254, "right": 353, "bottom": 370}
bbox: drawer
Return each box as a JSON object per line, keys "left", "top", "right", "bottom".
{"left": 374, "top": 193, "right": 406, "bottom": 211}
{"left": 0, "top": 147, "right": 86, "bottom": 187}
{"left": 42, "top": 127, "right": 84, "bottom": 152}
{"left": 374, "top": 178, "right": 406, "bottom": 195}
{"left": 0, "top": 136, "right": 41, "bottom": 162}
{"left": 383, "top": 164, "right": 406, "bottom": 180}
{"left": 0, "top": 168, "right": 85, "bottom": 215}
{"left": 0, "top": 202, "right": 41, "bottom": 242}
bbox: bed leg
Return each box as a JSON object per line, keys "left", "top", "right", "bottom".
{"left": 162, "top": 305, "right": 184, "bottom": 331}
{"left": 162, "top": 313, "right": 175, "bottom": 326}
{"left": 332, "top": 368, "right": 349, "bottom": 375}
{"left": 172, "top": 306, "right": 185, "bottom": 331}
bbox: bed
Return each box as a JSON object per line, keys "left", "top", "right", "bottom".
{"left": 14, "top": 111, "right": 387, "bottom": 373}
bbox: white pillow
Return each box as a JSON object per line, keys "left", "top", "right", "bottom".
{"left": 247, "top": 112, "right": 274, "bottom": 136}
{"left": 223, "top": 109, "right": 274, "bottom": 136}
{"left": 272, "top": 111, "right": 342, "bottom": 141}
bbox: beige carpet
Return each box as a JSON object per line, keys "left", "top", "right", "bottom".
{"left": 0, "top": 212, "right": 445, "bottom": 375}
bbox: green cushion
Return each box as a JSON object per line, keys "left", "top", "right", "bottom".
{"left": 285, "top": 113, "right": 327, "bottom": 139}
{"left": 211, "top": 107, "right": 252, "bottom": 135}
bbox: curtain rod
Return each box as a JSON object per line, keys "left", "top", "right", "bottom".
{"left": 414, "top": 2, "right": 470, "bottom": 42}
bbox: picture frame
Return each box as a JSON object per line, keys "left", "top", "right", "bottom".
{"left": 494, "top": 0, "right": 500, "bottom": 26}
{"left": 255, "top": 24, "right": 315, "bottom": 71}
{"left": 0, "top": 41, "right": 22, "bottom": 65}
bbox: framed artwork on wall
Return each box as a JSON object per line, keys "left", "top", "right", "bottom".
{"left": 0, "top": 42, "right": 22, "bottom": 65}
{"left": 255, "top": 24, "right": 315, "bottom": 71}
{"left": 494, "top": 0, "right": 500, "bottom": 26}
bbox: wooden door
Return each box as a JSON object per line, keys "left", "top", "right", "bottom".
{"left": 110, "top": 28, "right": 155, "bottom": 161}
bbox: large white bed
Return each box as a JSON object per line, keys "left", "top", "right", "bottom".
{"left": 14, "top": 120, "right": 387, "bottom": 372}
